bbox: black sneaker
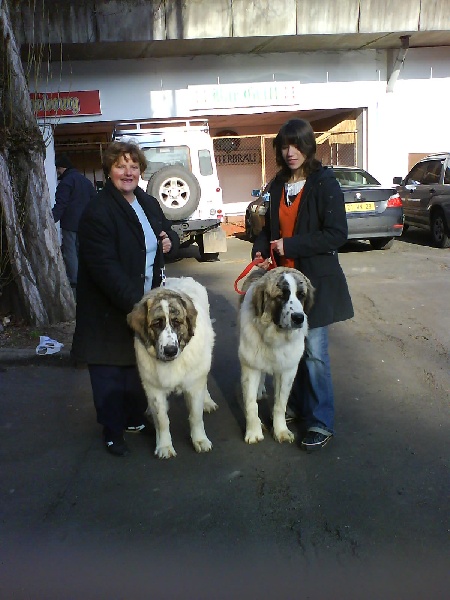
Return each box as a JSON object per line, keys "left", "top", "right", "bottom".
{"left": 301, "top": 429, "right": 332, "bottom": 453}
{"left": 103, "top": 429, "right": 129, "bottom": 456}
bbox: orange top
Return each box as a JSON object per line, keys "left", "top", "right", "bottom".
{"left": 279, "top": 186, "right": 302, "bottom": 268}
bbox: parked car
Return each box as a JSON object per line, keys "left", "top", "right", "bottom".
{"left": 393, "top": 153, "right": 450, "bottom": 248}
{"left": 245, "top": 166, "right": 404, "bottom": 250}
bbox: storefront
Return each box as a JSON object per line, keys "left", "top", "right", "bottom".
{"left": 33, "top": 47, "right": 450, "bottom": 215}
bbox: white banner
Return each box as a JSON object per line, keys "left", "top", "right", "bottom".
{"left": 188, "top": 81, "right": 301, "bottom": 110}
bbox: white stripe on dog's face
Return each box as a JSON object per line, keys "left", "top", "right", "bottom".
{"left": 156, "top": 299, "right": 180, "bottom": 361}
{"left": 278, "top": 273, "right": 306, "bottom": 330}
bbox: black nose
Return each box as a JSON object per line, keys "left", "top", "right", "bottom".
{"left": 164, "top": 345, "right": 178, "bottom": 358}
{"left": 291, "top": 312, "right": 304, "bottom": 327}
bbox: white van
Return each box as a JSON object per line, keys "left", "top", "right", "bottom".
{"left": 113, "top": 119, "right": 227, "bottom": 260}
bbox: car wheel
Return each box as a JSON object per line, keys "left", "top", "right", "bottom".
{"left": 245, "top": 211, "right": 255, "bottom": 242}
{"left": 147, "top": 166, "right": 201, "bottom": 220}
{"left": 430, "top": 210, "right": 450, "bottom": 248}
{"left": 195, "top": 235, "right": 219, "bottom": 262}
{"left": 369, "top": 237, "right": 394, "bottom": 250}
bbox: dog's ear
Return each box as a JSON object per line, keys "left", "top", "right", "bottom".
{"left": 127, "top": 297, "right": 150, "bottom": 340}
{"left": 252, "top": 280, "right": 274, "bottom": 326}
{"left": 180, "top": 294, "right": 198, "bottom": 338}
{"left": 302, "top": 275, "right": 315, "bottom": 314}
{"left": 252, "top": 281, "right": 265, "bottom": 319}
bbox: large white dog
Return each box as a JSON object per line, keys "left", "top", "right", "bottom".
{"left": 238, "top": 266, "right": 314, "bottom": 444}
{"left": 127, "top": 277, "right": 217, "bottom": 459}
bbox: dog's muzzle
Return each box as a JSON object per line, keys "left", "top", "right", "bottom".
{"left": 157, "top": 327, "right": 180, "bottom": 361}
{"left": 161, "top": 344, "right": 179, "bottom": 361}
{"left": 290, "top": 312, "right": 305, "bottom": 328}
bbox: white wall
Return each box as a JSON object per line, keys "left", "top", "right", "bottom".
{"left": 35, "top": 49, "right": 384, "bottom": 122}
{"left": 40, "top": 126, "right": 57, "bottom": 206}
{"left": 40, "top": 126, "right": 60, "bottom": 241}
{"left": 35, "top": 46, "right": 450, "bottom": 208}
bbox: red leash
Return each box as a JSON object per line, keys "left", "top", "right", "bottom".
{"left": 234, "top": 244, "right": 277, "bottom": 295}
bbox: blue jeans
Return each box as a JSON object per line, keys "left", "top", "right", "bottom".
{"left": 289, "top": 326, "right": 335, "bottom": 434}
{"left": 61, "top": 229, "right": 79, "bottom": 286}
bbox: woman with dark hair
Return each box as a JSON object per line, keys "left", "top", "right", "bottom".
{"left": 252, "top": 118, "right": 353, "bottom": 452}
{"left": 72, "top": 141, "right": 179, "bottom": 456}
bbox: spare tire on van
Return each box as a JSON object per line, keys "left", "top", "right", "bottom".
{"left": 147, "top": 165, "right": 201, "bottom": 220}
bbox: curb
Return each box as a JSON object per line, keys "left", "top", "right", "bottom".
{"left": 0, "top": 347, "right": 77, "bottom": 367}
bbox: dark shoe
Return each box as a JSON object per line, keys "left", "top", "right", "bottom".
{"left": 125, "top": 423, "right": 146, "bottom": 433}
{"left": 103, "top": 428, "right": 129, "bottom": 456}
{"left": 301, "top": 429, "right": 333, "bottom": 453}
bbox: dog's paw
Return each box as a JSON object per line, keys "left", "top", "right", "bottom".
{"left": 155, "top": 445, "right": 177, "bottom": 459}
{"left": 193, "top": 437, "right": 213, "bottom": 453}
{"left": 203, "top": 399, "right": 218, "bottom": 413}
{"left": 245, "top": 427, "right": 264, "bottom": 444}
{"left": 273, "top": 428, "right": 295, "bottom": 444}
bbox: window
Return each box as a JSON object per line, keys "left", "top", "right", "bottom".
{"left": 198, "top": 149, "right": 213, "bottom": 176}
{"left": 444, "top": 165, "right": 450, "bottom": 185}
{"left": 421, "top": 161, "right": 442, "bottom": 185}
{"left": 333, "top": 169, "right": 380, "bottom": 186}
{"left": 407, "top": 163, "right": 427, "bottom": 185}
{"left": 141, "top": 146, "right": 190, "bottom": 180}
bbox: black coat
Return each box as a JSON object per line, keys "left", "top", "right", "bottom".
{"left": 52, "top": 168, "right": 96, "bottom": 231}
{"left": 252, "top": 166, "right": 354, "bottom": 329}
{"left": 71, "top": 180, "right": 180, "bottom": 365}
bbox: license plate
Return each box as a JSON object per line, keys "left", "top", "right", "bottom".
{"left": 345, "top": 202, "right": 375, "bottom": 213}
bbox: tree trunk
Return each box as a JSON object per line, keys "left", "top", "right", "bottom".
{"left": 0, "top": 0, "right": 74, "bottom": 325}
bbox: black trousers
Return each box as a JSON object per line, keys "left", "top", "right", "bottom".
{"left": 88, "top": 364, "right": 147, "bottom": 433}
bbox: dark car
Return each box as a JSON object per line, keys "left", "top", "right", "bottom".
{"left": 393, "top": 153, "right": 450, "bottom": 248}
{"left": 245, "top": 166, "right": 404, "bottom": 250}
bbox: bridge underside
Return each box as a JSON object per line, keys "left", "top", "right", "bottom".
{"left": 12, "top": 0, "right": 450, "bottom": 62}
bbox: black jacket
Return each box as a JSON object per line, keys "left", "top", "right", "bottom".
{"left": 71, "top": 180, "right": 180, "bottom": 365}
{"left": 252, "top": 166, "right": 353, "bottom": 329}
{"left": 52, "top": 168, "right": 96, "bottom": 231}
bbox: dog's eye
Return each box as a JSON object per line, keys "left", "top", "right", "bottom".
{"left": 151, "top": 318, "right": 164, "bottom": 329}
{"left": 296, "top": 290, "right": 305, "bottom": 300}
{"left": 281, "top": 287, "right": 290, "bottom": 300}
{"left": 171, "top": 319, "right": 181, "bottom": 327}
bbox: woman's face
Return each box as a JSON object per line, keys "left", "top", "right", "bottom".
{"left": 109, "top": 153, "right": 141, "bottom": 200}
{"left": 281, "top": 144, "right": 306, "bottom": 175}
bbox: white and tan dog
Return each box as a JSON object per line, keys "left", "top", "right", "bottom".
{"left": 238, "top": 266, "right": 314, "bottom": 444}
{"left": 127, "top": 277, "right": 217, "bottom": 458}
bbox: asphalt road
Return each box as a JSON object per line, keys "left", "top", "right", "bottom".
{"left": 1, "top": 230, "right": 449, "bottom": 599}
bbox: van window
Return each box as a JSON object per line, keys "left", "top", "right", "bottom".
{"left": 445, "top": 165, "right": 450, "bottom": 184}
{"left": 421, "top": 161, "right": 442, "bottom": 185}
{"left": 407, "top": 163, "right": 427, "bottom": 185}
{"left": 198, "top": 149, "right": 213, "bottom": 176}
{"left": 141, "top": 146, "right": 190, "bottom": 180}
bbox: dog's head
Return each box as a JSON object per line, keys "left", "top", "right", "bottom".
{"left": 251, "top": 267, "right": 315, "bottom": 330}
{"left": 127, "top": 289, "right": 197, "bottom": 361}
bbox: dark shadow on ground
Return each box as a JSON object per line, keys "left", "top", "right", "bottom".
{"left": 396, "top": 227, "right": 436, "bottom": 248}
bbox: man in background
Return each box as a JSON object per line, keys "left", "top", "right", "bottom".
{"left": 53, "top": 154, "right": 96, "bottom": 297}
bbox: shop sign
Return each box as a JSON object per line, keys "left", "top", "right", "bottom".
{"left": 189, "top": 81, "right": 300, "bottom": 110}
{"left": 30, "top": 90, "right": 101, "bottom": 118}
{"left": 216, "top": 151, "right": 260, "bottom": 166}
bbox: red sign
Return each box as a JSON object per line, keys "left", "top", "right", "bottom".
{"left": 30, "top": 90, "right": 101, "bottom": 118}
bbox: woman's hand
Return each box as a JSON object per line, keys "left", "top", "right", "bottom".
{"left": 254, "top": 251, "right": 272, "bottom": 270}
{"left": 271, "top": 238, "right": 285, "bottom": 256}
{"left": 159, "top": 231, "right": 172, "bottom": 254}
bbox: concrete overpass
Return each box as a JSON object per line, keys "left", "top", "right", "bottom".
{"left": 12, "top": 0, "right": 450, "bottom": 62}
